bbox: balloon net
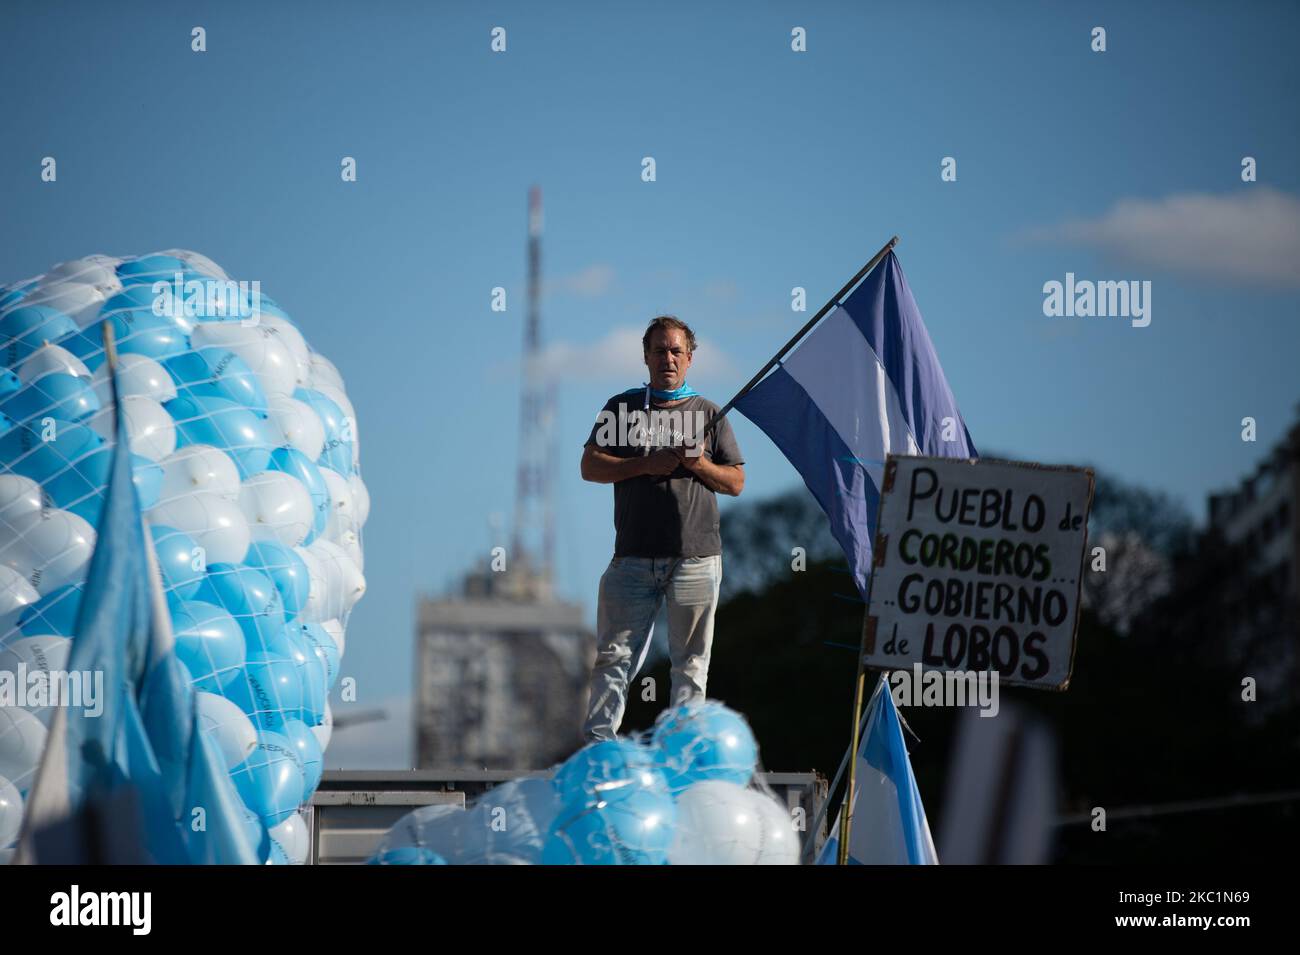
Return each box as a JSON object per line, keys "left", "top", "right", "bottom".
{"left": 370, "top": 699, "right": 807, "bottom": 865}
{"left": 0, "top": 251, "right": 366, "bottom": 863}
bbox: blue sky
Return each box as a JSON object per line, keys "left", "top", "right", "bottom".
{"left": 3, "top": 0, "right": 1298, "bottom": 766}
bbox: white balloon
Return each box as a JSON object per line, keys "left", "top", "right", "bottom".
{"left": 23, "top": 282, "right": 107, "bottom": 327}
{"left": 159, "top": 249, "right": 229, "bottom": 281}
{"left": 266, "top": 394, "right": 325, "bottom": 461}
{"left": 0, "top": 565, "right": 40, "bottom": 623}
{"left": 157, "top": 444, "right": 241, "bottom": 503}
{"left": 147, "top": 492, "right": 250, "bottom": 565}
{"left": 308, "top": 352, "right": 344, "bottom": 391}
{"left": 318, "top": 467, "right": 356, "bottom": 543}
{"left": 748, "top": 790, "right": 801, "bottom": 864}
{"left": 310, "top": 704, "right": 333, "bottom": 751}
{"left": 17, "top": 343, "right": 90, "bottom": 384}
{"left": 338, "top": 529, "right": 363, "bottom": 574}
{"left": 0, "top": 636, "right": 73, "bottom": 726}
{"left": 0, "top": 707, "right": 47, "bottom": 791}
{"left": 668, "top": 781, "right": 778, "bottom": 865}
{"left": 294, "top": 544, "right": 329, "bottom": 623}
{"left": 348, "top": 474, "right": 370, "bottom": 528}
{"left": 320, "top": 618, "right": 345, "bottom": 658}
{"left": 0, "top": 774, "right": 22, "bottom": 848}
{"left": 190, "top": 323, "right": 297, "bottom": 397}
{"left": 195, "top": 691, "right": 259, "bottom": 770}
{"left": 44, "top": 256, "right": 122, "bottom": 295}
{"left": 311, "top": 382, "right": 355, "bottom": 426}
{"left": 269, "top": 811, "right": 309, "bottom": 864}
{"left": 89, "top": 395, "right": 175, "bottom": 462}
{"left": 91, "top": 352, "right": 176, "bottom": 405}
{"left": 0, "top": 474, "right": 46, "bottom": 525}
{"left": 306, "top": 538, "right": 365, "bottom": 618}
{"left": 0, "top": 509, "right": 96, "bottom": 596}
{"left": 258, "top": 315, "right": 311, "bottom": 387}
{"left": 238, "top": 471, "right": 313, "bottom": 548}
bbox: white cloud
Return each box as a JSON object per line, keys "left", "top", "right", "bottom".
{"left": 533, "top": 325, "right": 739, "bottom": 383}
{"left": 702, "top": 279, "right": 740, "bottom": 303}
{"left": 537, "top": 325, "right": 647, "bottom": 380}
{"left": 546, "top": 264, "right": 615, "bottom": 298}
{"left": 1022, "top": 188, "right": 1300, "bottom": 287}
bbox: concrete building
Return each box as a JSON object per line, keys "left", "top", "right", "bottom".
{"left": 1208, "top": 416, "right": 1300, "bottom": 608}
{"left": 1206, "top": 415, "right": 1299, "bottom": 713}
{"left": 414, "top": 555, "right": 592, "bottom": 770}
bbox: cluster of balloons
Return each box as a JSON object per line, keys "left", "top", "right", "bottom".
{"left": 370, "top": 701, "right": 801, "bottom": 866}
{"left": 0, "top": 250, "right": 367, "bottom": 864}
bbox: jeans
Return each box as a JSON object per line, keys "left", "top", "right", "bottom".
{"left": 581, "top": 554, "right": 723, "bottom": 742}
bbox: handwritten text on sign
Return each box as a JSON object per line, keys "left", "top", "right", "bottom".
{"left": 864, "top": 456, "right": 1094, "bottom": 690}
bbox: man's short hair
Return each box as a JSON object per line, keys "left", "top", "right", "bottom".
{"left": 642, "top": 315, "right": 697, "bottom": 355}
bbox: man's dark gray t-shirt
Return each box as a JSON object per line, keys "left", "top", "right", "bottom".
{"left": 585, "top": 391, "right": 744, "bottom": 558}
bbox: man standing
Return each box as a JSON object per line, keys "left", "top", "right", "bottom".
{"left": 579, "top": 316, "right": 745, "bottom": 742}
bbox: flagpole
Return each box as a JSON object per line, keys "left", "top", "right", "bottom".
{"left": 701, "top": 234, "right": 898, "bottom": 440}
{"left": 838, "top": 611, "right": 882, "bottom": 864}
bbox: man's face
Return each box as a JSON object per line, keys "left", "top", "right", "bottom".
{"left": 644, "top": 327, "right": 693, "bottom": 391}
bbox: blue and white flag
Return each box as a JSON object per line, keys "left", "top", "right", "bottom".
{"left": 16, "top": 369, "right": 259, "bottom": 864}
{"left": 735, "top": 251, "right": 976, "bottom": 599}
{"left": 816, "top": 679, "right": 938, "bottom": 865}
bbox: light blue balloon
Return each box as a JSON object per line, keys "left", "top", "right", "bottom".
{"left": 553, "top": 739, "right": 669, "bottom": 813}
{"left": 240, "top": 807, "right": 269, "bottom": 860}
{"left": 649, "top": 701, "right": 758, "bottom": 792}
{"left": 115, "top": 254, "right": 188, "bottom": 283}
{"left": 164, "top": 348, "right": 268, "bottom": 414}
{"left": 193, "top": 563, "right": 286, "bottom": 652}
{"left": 282, "top": 718, "right": 323, "bottom": 802}
{"left": 542, "top": 786, "right": 677, "bottom": 865}
{"left": 0, "top": 372, "right": 100, "bottom": 424}
{"left": 292, "top": 621, "right": 340, "bottom": 693}
{"left": 165, "top": 394, "right": 273, "bottom": 478}
{"left": 266, "top": 447, "right": 329, "bottom": 543}
{"left": 0, "top": 368, "right": 21, "bottom": 398}
{"left": 230, "top": 731, "right": 304, "bottom": 828}
{"left": 243, "top": 537, "right": 310, "bottom": 621}
{"left": 223, "top": 651, "right": 304, "bottom": 732}
{"left": 20, "top": 443, "right": 157, "bottom": 526}
{"left": 59, "top": 306, "right": 190, "bottom": 373}
{"left": 464, "top": 777, "right": 561, "bottom": 864}
{"left": 170, "top": 599, "right": 245, "bottom": 692}
{"left": 97, "top": 283, "right": 164, "bottom": 314}
{"left": 368, "top": 847, "right": 447, "bottom": 865}
{"left": 46, "top": 454, "right": 111, "bottom": 522}
{"left": 0, "top": 281, "right": 35, "bottom": 312}
{"left": 293, "top": 387, "right": 353, "bottom": 478}
{"left": 131, "top": 453, "right": 163, "bottom": 510}
{"left": 170, "top": 271, "right": 259, "bottom": 322}
{"left": 150, "top": 525, "right": 203, "bottom": 600}
{"left": 266, "top": 624, "right": 326, "bottom": 724}
{"left": 1, "top": 306, "right": 78, "bottom": 367}
{"left": 18, "top": 584, "right": 83, "bottom": 637}
{"left": 2, "top": 419, "right": 105, "bottom": 518}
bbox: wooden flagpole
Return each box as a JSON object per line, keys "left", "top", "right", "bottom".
{"left": 688, "top": 234, "right": 904, "bottom": 862}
